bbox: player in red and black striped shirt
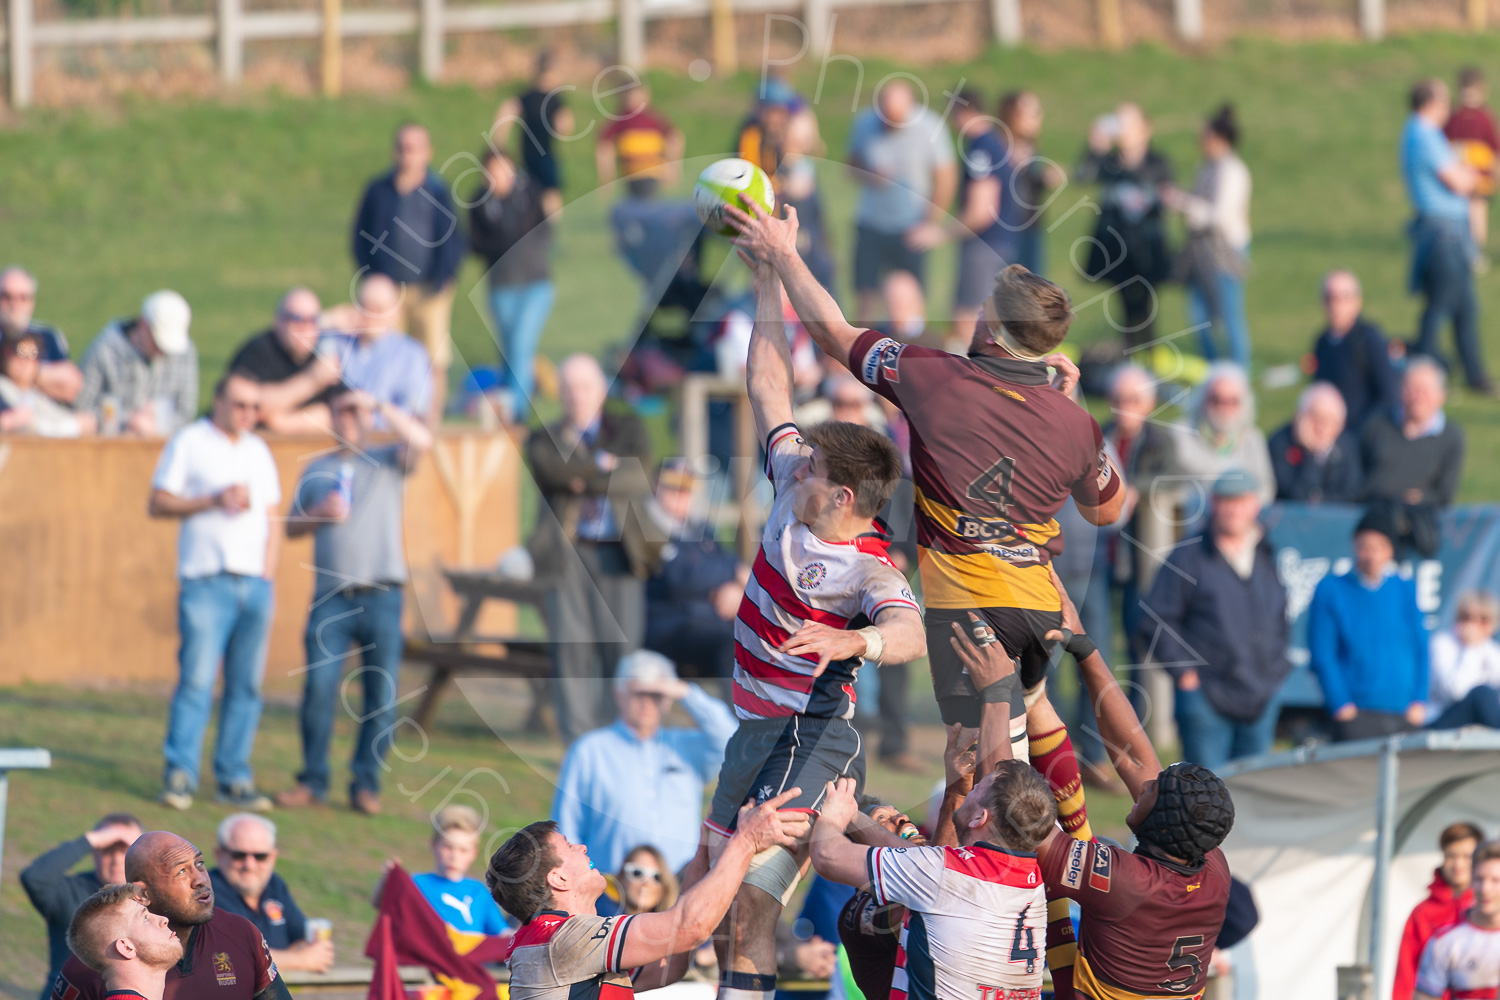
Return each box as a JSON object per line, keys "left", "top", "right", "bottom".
{"left": 727, "top": 199, "right": 1123, "bottom": 739}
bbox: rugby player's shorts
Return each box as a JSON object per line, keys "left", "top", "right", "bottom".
{"left": 707, "top": 715, "right": 866, "bottom": 832}
{"left": 926, "top": 605, "right": 1063, "bottom": 727}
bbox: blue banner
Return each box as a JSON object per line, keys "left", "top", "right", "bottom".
{"left": 1263, "top": 502, "right": 1500, "bottom": 707}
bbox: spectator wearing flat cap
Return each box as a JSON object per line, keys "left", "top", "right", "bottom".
{"left": 77, "top": 290, "right": 199, "bottom": 437}
{"left": 1136, "top": 469, "right": 1291, "bottom": 769}
{"left": 1308, "top": 507, "right": 1430, "bottom": 741}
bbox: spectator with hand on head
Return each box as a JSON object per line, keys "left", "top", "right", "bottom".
{"left": 1426, "top": 592, "right": 1500, "bottom": 731}
{"left": 0, "top": 265, "right": 82, "bottom": 405}
{"left": 20, "top": 813, "right": 142, "bottom": 1000}
{"left": 210, "top": 814, "right": 334, "bottom": 973}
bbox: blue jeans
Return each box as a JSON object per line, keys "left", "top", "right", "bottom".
{"left": 1188, "top": 267, "right": 1250, "bottom": 370}
{"left": 163, "top": 573, "right": 274, "bottom": 791}
{"left": 488, "top": 280, "right": 555, "bottom": 421}
{"left": 297, "top": 587, "right": 405, "bottom": 797}
{"left": 1413, "top": 217, "right": 1487, "bottom": 387}
{"left": 1430, "top": 685, "right": 1500, "bottom": 730}
{"left": 1173, "top": 686, "right": 1279, "bottom": 772}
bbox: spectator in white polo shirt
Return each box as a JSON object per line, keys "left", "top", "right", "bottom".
{"left": 148, "top": 371, "right": 282, "bottom": 813}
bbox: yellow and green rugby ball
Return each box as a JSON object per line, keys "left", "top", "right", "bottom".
{"left": 694, "top": 158, "right": 776, "bottom": 237}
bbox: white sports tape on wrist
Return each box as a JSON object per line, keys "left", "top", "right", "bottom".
{"left": 857, "top": 626, "right": 885, "bottom": 664}
{"left": 1023, "top": 678, "right": 1048, "bottom": 709}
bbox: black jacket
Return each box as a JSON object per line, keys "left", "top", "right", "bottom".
{"left": 467, "top": 173, "right": 552, "bottom": 287}
{"left": 1137, "top": 531, "right": 1292, "bottom": 722}
{"left": 20, "top": 836, "right": 102, "bottom": 1000}
{"left": 1268, "top": 424, "right": 1363, "bottom": 503}
{"left": 351, "top": 169, "right": 465, "bottom": 288}
{"left": 1312, "top": 316, "right": 1398, "bottom": 432}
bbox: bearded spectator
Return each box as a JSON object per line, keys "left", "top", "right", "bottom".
{"left": 1168, "top": 363, "right": 1275, "bottom": 508}
{"left": 1269, "top": 383, "right": 1362, "bottom": 503}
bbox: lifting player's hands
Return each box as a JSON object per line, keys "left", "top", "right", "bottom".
{"left": 779, "top": 621, "right": 868, "bottom": 677}
{"left": 942, "top": 721, "right": 979, "bottom": 791}
{"left": 734, "top": 787, "right": 812, "bottom": 852}
{"left": 726, "top": 194, "right": 800, "bottom": 266}
{"left": 947, "top": 611, "right": 1016, "bottom": 692}
{"left": 817, "top": 777, "right": 861, "bottom": 833}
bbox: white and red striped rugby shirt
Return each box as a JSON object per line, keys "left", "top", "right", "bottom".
{"left": 1416, "top": 918, "right": 1500, "bottom": 999}
{"left": 732, "top": 424, "right": 920, "bottom": 721}
{"left": 868, "top": 843, "right": 1048, "bottom": 1000}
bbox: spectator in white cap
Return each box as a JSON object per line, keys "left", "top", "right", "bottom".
{"left": 551, "top": 650, "right": 738, "bottom": 873}
{"left": 77, "top": 289, "right": 199, "bottom": 437}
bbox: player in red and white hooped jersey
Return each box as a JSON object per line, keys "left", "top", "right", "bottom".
{"left": 1416, "top": 842, "right": 1500, "bottom": 1000}
{"left": 809, "top": 620, "right": 1056, "bottom": 1000}
{"left": 702, "top": 253, "right": 925, "bottom": 1000}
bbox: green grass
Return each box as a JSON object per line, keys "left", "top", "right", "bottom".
{"left": 3, "top": 27, "right": 1500, "bottom": 995}
{"left": 0, "top": 681, "right": 1135, "bottom": 996}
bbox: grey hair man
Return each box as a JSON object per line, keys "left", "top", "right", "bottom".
{"left": 210, "top": 814, "right": 334, "bottom": 972}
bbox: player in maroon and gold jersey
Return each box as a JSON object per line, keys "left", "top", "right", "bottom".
{"left": 962, "top": 571, "right": 1235, "bottom": 1000}
{"left": 727, "top": 198, "right": 1124, "bottom": 734}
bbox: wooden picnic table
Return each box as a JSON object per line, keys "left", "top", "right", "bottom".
{"left": 402, "top": 568, "right": 552, "bottom": 731}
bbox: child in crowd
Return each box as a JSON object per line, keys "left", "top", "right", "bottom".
{"left": 411, "top": 805, "right": 511, "bottom": 935}
{"left": 1445, "top": 66, "right": 1500, "bottom": 260}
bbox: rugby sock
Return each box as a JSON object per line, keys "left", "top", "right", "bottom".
{"left": 1045, "top": 896, "right": 1079, "bottom": 1000}
{"left": 719, "top": 970, "right": 777, "bottom": 1000}
{"left": 1029, "top": 725, "right": 1093, "bottom": 842}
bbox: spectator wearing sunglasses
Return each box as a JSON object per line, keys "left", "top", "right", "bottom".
{"left": 0, "top": 265, "right": 83, "bottom": 405}
{"left": 0, "top": 332, "right": 96, "bottom": 437}
{"left": 210, "top": 814, "right": 334, "bottom": 973}
{"left": 615, "top": 845, "right": 680, "bottom": 914}
{"left": 1427, "top": 591, "right": 1500, "bottom": 730}
{"left": 149, "top": 371, "right": 282, "bottom": 812}
{"left": 226, "top": 288, "right": 343, "bottom": 435}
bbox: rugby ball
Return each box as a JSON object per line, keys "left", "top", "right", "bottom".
{"left": 694, "top": 158, "right": 776, "bottom": 237}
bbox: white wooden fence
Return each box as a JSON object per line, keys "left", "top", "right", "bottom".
{"left": 1, "top": 0, "right": 1481, "bottom": 109}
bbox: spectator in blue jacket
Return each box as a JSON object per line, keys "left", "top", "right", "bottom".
{"left": 1308, "top": 508, "right": 1430, "bottom": 741}
{"left": 351, "top": 123, "right": 465, "bottom": 420}
{"left": 19, "top": 813, "right": 141, "bottom": 1000}
{"left": 644, "top": 460, "right": 746, "bottom": 697}
{"left": 552, "top": 649, "right": 737, "bottom": 874}
{"left": 1269, "top": 383, "right": 1363, "bottom": 503}
{"left": 1137, "top": 469, "right": 1292, "bottom": 770}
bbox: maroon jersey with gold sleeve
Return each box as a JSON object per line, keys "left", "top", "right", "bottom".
{"left": 848, "top": 330, "right": 1118, "bottom": 612}
{"left": 1040, "top": 836, "right": 1231, "bottom": 1000}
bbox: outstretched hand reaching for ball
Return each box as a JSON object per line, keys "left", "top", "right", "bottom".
{"left": 725, "top": 195, "right": 800, "bottom": 266}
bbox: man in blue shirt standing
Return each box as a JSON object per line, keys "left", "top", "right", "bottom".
{"left": 1402, "top": 79, "right": 1493, "bottom": 394}
{"left": 1308, "top": 509, "right": 1430, "bottom": 741}
{"left": 552, "top": 649, "right": 737, "bottom": 874}
{"left": 351, "top": 122, "right": 465, "bottom": 420}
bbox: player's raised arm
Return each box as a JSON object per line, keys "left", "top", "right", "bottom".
{"left": 728, "top": 198, "right": 865, "bottom": 369}
{"left": 944, "top": 613, "right": 1020, "bottom": 776}
{"left": 740, "top": 249, "right": 796, "bottom": 446}
{"left": 1047, "top": 567, "right": 1163, "bottom": 798}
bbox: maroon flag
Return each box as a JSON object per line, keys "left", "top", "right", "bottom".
{"left": 364, "top": 863, "right": 512, "bottom": 1000}
{"left": 368, "top": 914, "right": 407, "bottom": 1000}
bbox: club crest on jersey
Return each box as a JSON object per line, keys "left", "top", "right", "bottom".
{"left": 1061, "top": 840, "right": 1087, "bottom": 890}
{"left": 1089, "top": 845, "right": 1112, "bottom": 893}
{"left": 263, "top": 900, "right": 285, "bottom": 925}
{"left": 798, "top": 562, "right": 827, "bottom": 590}
{"left": 757, "top": 785, "right": 776, "bottom": 803}
{"left": 214, "top": 951, "right": 236, "bottom": 986}
{"left": 861, "top": 337, "right": 903, "bottom": 385}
